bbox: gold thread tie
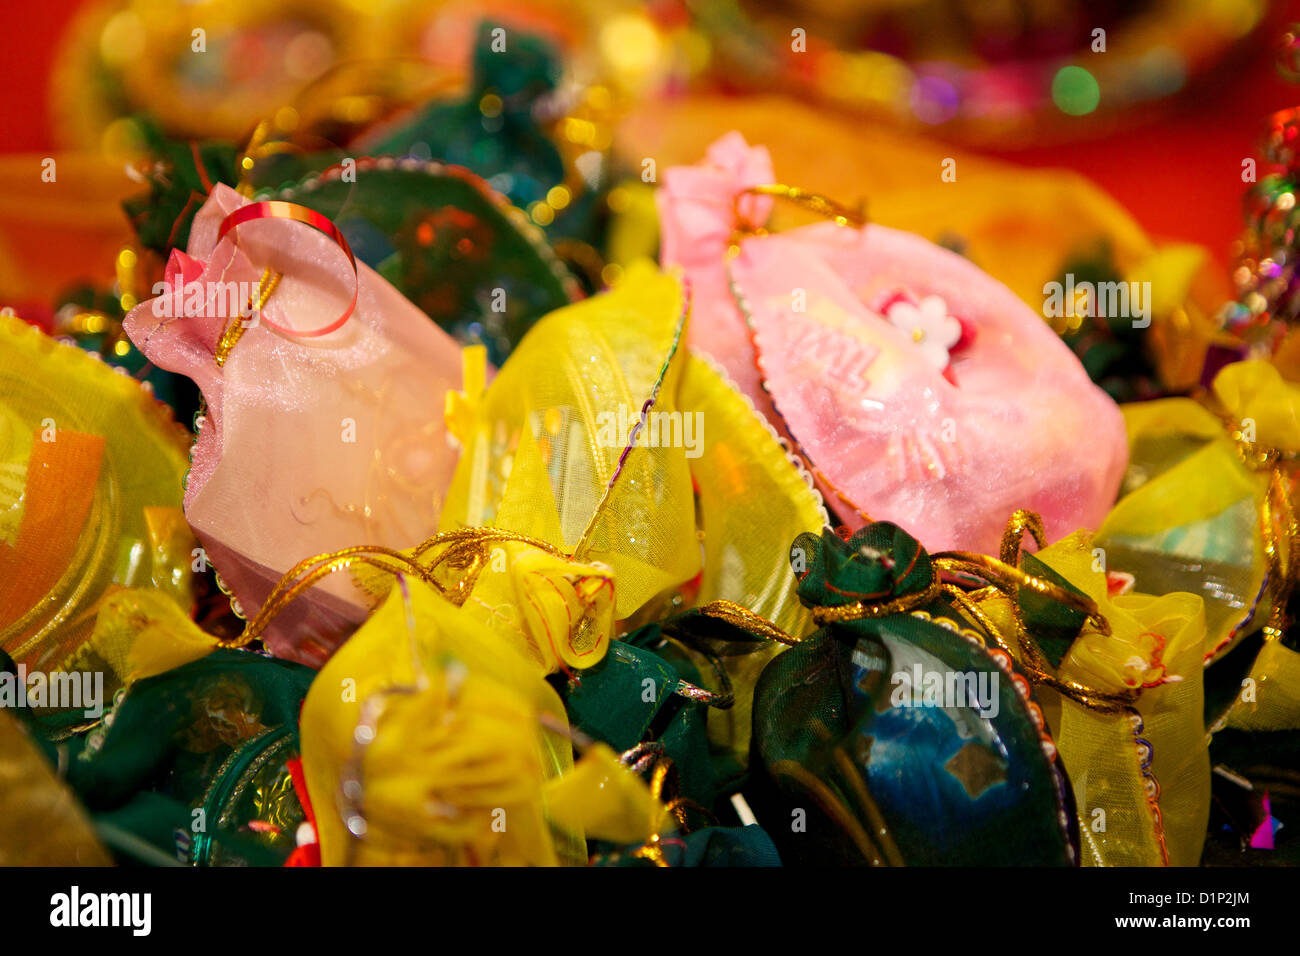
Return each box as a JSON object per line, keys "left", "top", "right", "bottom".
{"left": 810, "top": 577, "right": 942, "bottom": 625}
{"left": 731, "top": 183, "right": 868, "bottom": 242}
{"left": 214, "top": 267, "right": 281, "bottom": 367}
{"left": 686, "top": 600, "right": 802, "bottom": 645}
{"left": 798, "top": 513, "right": 1136, "bottom": 712}
{"left": 999, "top": 508, "right": 1049, "bottom": 566}
{"left": 227, "top": 528, "right": 569, "bottom": 648}
{"left": 1220, "top": 415, "right": 1298, "bottom": 646}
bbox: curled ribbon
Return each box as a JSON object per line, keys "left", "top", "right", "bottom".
{"left": 216, "top": 200, "right": 359, "bottom": 339}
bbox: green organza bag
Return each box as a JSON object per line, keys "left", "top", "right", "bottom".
{"left": 557, "top": 634, "right": 783, "bottom": 866}
{"left": 21, "top": 649, "right": 314, "bottom": 866}
{"left": 662, "top": 521, "right": 1083, "bottom": 866}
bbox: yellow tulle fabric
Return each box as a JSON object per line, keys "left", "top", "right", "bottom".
{"left": 298, "top": 576, "right": 660, "bottom": 866}
{"left": 1095, "top": 360, "right": 1300, "bottom": 662}
{"left": 433, "top": 262, "right": 825, "bottom": 757}
{"left": 342, "top": 532, "right": 618, "bottom": 679}
{"left": 545, "top": 742, "right": 665, "bottom": 847}
{"left": 484, "top": 261, "right": 826, "bottom": 633}
{"left": 972, "top": 531, "right": 1209, "bottom": 867}
{"left": 463, "top": 541, "right": 617, "bottom": 674}
{"left": 0, "top": 315, "right": 196, "bottom": 674}
{"left": 1213, "top": 359, "right": 1300, "bottom": 449}
{"left": 67, "top": 588, "right": 220, "bottom": 689}
{"left": 1219, "top": 637, "right": 1300, "bottom": 733}
{"left": 676, "top": 351, "right": 827, "bottom": 756}
{"left": 440, "top": 262, "right": 699, "bottom": 619}
{"left": 1104, "top": 360, "right": 1300, "bottom": 737}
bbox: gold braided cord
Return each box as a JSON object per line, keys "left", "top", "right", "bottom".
{"left": 658, "top": 634, "right": 736, "bottom": 710}
{"left": 796, "top": 511, "right": 1139, "bottom": 711}
{"left": 662, "top": 795, "right": 717, "bottom": 831}
{"left": 410, "top": 528, "right": 568, "bottom": 605}
{"left": 215, "top": 267, "right": 281, "bottom": 367}
{"left": 225, "top": 548, "right": 441, "bottom": 647}
{"left": 732, "top": 183, "right": 868, "bottom": 237}
{"left": 1226, "top": 420, "right": 1299, "bottom": 645}
{"left": 931, "top": 540, "right": 1142, "bottom": 713}
{"left": 648, "top": 758, "right": 673, "bottom": 804}
{"left": 689, "top": 512, "right": 1129, "bottom": 711}
{"left": 1002, "top": 583, "right": 1138, "bottom": 714}
{"left": 228, "top": 528, "right": 572, "bottom": 648}
{"left": 999, "top": 508, "right": 1049, "bottom": 566}
{"left": 623, "top": 750, "right": 717, "bottom": 866}
{"left": 940, "top": 584, "right": 1015, "bottom": 656}
{"left": 931, "top": 551, "right": 1111, "bottom": 636}
{"left": 1029, "top": 669, "right": 1139, "bottom": 713}
{"left": 942, "top": 576, "right": 1135, "bottom": 713}
{"left": 618, "top": 741, "right": 663, "bottom": 772}
{"left": 630, "top": 839, "right": 671, "bottom": 867}
{"left": 810, "top": 577, "right": 942, "bottom": 625}
{"left": 229, "top": 502, "right": 1134, "bottom": 712}
{"left": 805, "top": 547, "right": 1106, "bottom": 632}
{"left": 688, "top": 600, "right": 802, "bottom": 645}
{"left": 1260, "top": 463, "right": 1298, "bottom": 642}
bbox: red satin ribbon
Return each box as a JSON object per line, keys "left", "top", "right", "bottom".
{"left": 282, "top": 756, "right": 321, "bottom": 867}
{"left": 216, "top": 200, "right": 358, "bottom": 338}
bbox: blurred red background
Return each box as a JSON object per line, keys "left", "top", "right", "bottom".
{"left": 4, "top": 0, "right": 1300, "bottom": 267}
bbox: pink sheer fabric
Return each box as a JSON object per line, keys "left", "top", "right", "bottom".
{"left": 125, "top": 185, "right": 464, "bottom": 665}
{"left": 658, "top": 133, "right": 1127, "bottom": 554}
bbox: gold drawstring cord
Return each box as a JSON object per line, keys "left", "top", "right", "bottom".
{"left": 214, "top": 267, "right": 281, "bottom": 367}
{"left": 684, "top": 599, "right": 803, "bottom": 646}
{"left": 621, "top": 745, "right": 717, "bottom": 868}
{"left": 223, "top": 528, "right": 570, "bottom": 648}
{"left": 730, "top": 183, "right": 868, "bottom": 242}
{"left": 927, "top": 545, "right": 1144, "bottom": 713}
{"left": 1231, "top": 425, "right": 1299, "bottom": 644}
{"left": 1000, "top": 508, "right": 1049, "bottom": 566}
{"left": 683, "top": 513, "right": 1136, "bottom": 713}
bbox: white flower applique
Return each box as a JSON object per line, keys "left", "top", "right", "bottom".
{"left": 884, "top": 294, "right": 962, "bottom": 371}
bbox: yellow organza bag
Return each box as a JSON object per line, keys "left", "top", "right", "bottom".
{"left": 248, "top": 263, "right": 830, "bottom": 863}
{"left": 0, "top": 315, "right": 196, "bottom": 675}
{"left": 298, "top": 576, "right": 665, "bottom": 866}
{"left": 435, "top": 261, "right": 825, "bottom": 758}
{"left": 1092, "top": 359, "right": 1300, "bottom": 740}
{"left": 1092, "top": 360, "right": 1299, "bottom": 663}
{"left": 967, "top": 358, "right": 1300, "bottom": 865}
{"left": 240, "top": 262, "right": 824, "bottom": 753}
{"left": 967, "top": 521, "right": 1208, "bottom": 867}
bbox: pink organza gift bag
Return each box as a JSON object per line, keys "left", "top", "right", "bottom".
{"left": 657, "top": 132, "right": 1127, "bottom": 555}
{"left": 125, "top": 184, "right": 463, "bottom": 665}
